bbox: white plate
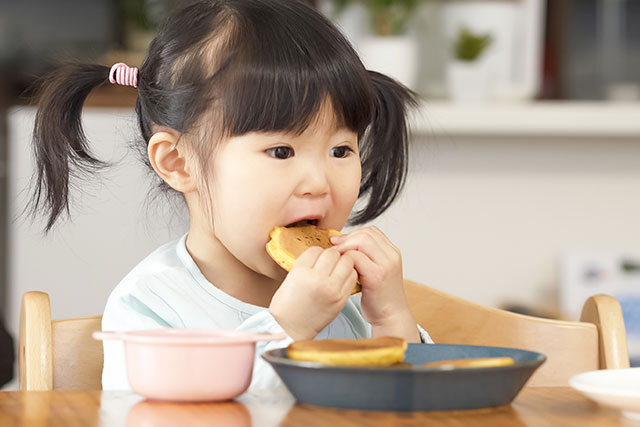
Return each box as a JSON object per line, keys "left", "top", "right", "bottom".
{"left": 569, "top": 368, "right": 640, "bottom": 420}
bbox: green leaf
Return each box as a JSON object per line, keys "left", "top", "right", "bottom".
{"left": 453, "top": 27, "right": 492, "bottom": 62}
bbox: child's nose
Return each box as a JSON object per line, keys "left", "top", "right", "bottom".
{"left": 296, "top": 161, "right": 330, "bottom": 196}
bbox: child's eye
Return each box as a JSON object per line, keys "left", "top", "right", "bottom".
{"left": 266, "top": 146, "right": 294, "bottom": 159}
{"left": 330, "top": 146, "right": 353, "bottom": 158}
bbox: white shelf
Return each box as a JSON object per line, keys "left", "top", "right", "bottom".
{"left": 411, "top": 101, "right": 640, "bottom": 138}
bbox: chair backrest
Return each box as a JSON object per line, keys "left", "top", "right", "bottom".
{"left": 19, "top": 291, "right": 103, "bottom": 390}
{"left": 403, "top": 279, "right": 629, "bottom": 386}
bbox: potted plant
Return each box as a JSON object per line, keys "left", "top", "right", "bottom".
{"left": 335, "top": 0, "right": 423, "bottom": 36}
{"left": 446, "top": 26, "right": 493, "bottom": 102}
{"left": 333, "top": 0, "right": 429, "bottom": 89}
{"left": 438, "top": 0, "right": 542, "bottom": 102}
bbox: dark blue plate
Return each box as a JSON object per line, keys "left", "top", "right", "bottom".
{"left": 262, "top": 343, "right": 546, "bottom": 411}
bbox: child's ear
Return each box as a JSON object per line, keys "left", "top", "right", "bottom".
{"left": 147, "top": 131, "right": 197, "bottom": 193}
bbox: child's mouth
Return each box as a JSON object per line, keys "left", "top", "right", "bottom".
{"left": 286, "top": 219, "right": 319, "bottom": 228}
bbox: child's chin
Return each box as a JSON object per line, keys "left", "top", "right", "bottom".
{"left": 264, "top": 265, "right": 288, "bottom": 282}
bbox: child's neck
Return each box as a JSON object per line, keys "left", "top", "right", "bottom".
{"left": 184, "top": 225, "right": 281, "bottom": 308}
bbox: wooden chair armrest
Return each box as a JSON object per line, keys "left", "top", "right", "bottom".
{"left": 19, "top": 291, "right": 53, "bottom": 390}
{"left": 580, "top": 294, "right": 630, "bottom": 370}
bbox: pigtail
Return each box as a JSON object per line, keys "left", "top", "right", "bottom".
{"left": 350, "top": 71, "right": 418, "bottom": 225}
{"left": 28, "top": 63, "right": 111, "bottom": 232}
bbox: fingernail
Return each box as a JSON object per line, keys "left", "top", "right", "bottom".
{"left": 330, "top": 236, "right": 341, "bottom": 244}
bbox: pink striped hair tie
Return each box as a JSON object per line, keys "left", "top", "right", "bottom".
{"left": 109, "top": 62, "right": 138, "bottom": 88}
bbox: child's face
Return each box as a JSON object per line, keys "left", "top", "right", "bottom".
{"left": 207, "top": 105, "right": 361, "bottom": 280}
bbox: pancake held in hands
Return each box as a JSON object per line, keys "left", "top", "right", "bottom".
{"left": 266, "top": 225, "right": 362, "bottom": 294}
{"left": 287, "top": 337, "right": 408, "bottom": 366}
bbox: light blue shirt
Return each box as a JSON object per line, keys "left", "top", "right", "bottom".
{"left": 101, "top": 234, "right": 432, "bottom": 391}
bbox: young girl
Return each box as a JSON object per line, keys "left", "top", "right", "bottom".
{"left": 29, "top": 0, "right": 432, "bottom": 391}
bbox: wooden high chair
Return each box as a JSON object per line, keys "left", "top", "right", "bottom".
{"left": 19, "top": 281, "right": 629, "bottom": 390}
{"left": 404, "top": 280, "right": 629, "bottom": 386}
{"left": 19, "top": 291, "right": 103, "bottom": 390}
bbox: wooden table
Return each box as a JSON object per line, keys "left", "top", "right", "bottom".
{"left": 0, "top": 387, "right": 627, "bottom": 426}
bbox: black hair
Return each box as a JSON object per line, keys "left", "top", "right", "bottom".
{"left": 28, "top": 0, "right": 417, "bottom": 232}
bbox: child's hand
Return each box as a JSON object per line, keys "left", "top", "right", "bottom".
{"left": 269, "top": 246, "right": 357, "bottom": 341}
{"left": 330, "top": 226, "right": 420, "bottom": 342}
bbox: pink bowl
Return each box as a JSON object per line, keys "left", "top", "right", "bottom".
{"left": 94, "top": 329, "right": 286, "bottom": 402}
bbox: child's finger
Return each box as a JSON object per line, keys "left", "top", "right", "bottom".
{"left": 293, "top": 246, "right": 323, "bottom": 268}
{"left": 331, "top": 253, "right": 355, "bottom": 283}
{"left": 313, "top": 247, "right": 341, "bottom": 275}
{"left": 355, "top": 227, "right": 400, "bottom": 263}
{"left": 333, "top": 232, "right": 387, "bottom": 265}
{"left": 342, "top": 269, "right": 358, "bottom": 296}
{"left": 366, "top": 226, "right": 397, "bottom": 251}
{"left": 343, "top": 249, "right": 377, "bottom": 282}
{"left": 357, "top": 227, "right": 400, "bottom": 261}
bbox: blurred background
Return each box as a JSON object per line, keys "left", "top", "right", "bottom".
{"left": 1, "top": 0, "right": 640, "bottom": 389}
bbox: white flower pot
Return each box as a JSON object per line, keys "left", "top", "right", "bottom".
{"left": 357, "top": 36, "right": 419, "bottom": 90}
{"left": 446, "top": 59, "right": 491, "bottom": 103}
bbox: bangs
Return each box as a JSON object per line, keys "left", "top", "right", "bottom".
{"left": 214, "top": 1, "right": 373, "bottom": 137}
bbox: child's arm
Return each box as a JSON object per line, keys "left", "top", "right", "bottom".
{"left": 330, "top": 226, "right": 422, "bottom": 343}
